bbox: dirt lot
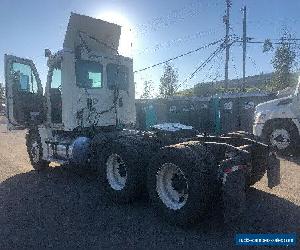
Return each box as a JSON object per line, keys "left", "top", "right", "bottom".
{"left": 0, "top": 116, "right": 299, "bottom": 249}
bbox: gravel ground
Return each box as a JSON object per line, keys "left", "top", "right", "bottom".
{"left": 0, "top": 116, "right": 299, "bottom": 249}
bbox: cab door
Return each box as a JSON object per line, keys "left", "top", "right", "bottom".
{"left": 4, "top": 54, "right": 45, "bottom": 129}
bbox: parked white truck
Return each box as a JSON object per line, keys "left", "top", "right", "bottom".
{"left": 5, "top": 13, "right": 280, "bottom": 226}
{"left": 253, "top": 78, "right": 300, "bottom": 154}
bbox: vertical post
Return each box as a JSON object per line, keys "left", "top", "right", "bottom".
{"left": 213, "top": 97, "right": 221, "bottom": 135}
{"left": 224, "top": 0, "right": 231, "bottom": 89}
{"left": 242, "top": 6, "right": 247, "bottom": 91}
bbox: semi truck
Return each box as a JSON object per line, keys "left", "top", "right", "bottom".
{"left": 253, "top": 78, "right": 300, "bottom": 155}
{"left": 5, "top": 13, "right": 280, "bottom": 225}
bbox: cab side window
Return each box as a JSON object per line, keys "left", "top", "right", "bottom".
{"left": 107, "top": 63, "right": 129, "bottom": 91}
{"left": 75, "top": 60, "right": 103, "bottom": 89}
{"left": 12, "top": 62, "right": 38, "bottom": 93}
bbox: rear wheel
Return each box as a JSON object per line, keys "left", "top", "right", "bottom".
{"left": 156, "top": 163, "right": 189, "bottom": 210}
{"left": 26, "top": 130, "right": 49, "bottom": 170}
{"left": 147, "top": 143, "right": 218, "bottom": 226}
{"left": 106, "top": 153, "right": 128, "bottom": 191}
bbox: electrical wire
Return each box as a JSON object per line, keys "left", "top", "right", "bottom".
{"left": 230, "top": 53, "right": 239, "bottom": 79}
{"left": 234, "top": 39, "right": 300, "bottom": 45}
{"left": 247, "top": 54, "right": 260, "bottom": 73}
{"left": 135, "top": 28, "right": 219, "bottom": 55}
{"left": 211, "top": 54, "right": 224, "bottom": 82}
{"left": 133, "top": 39, "right": 223, "bottom": 74}
{"left": 179, "top": 37, "right": 241, "bottom": 88}
{"left": 133, "top": 1, "right": 216, "bottom": 37}
{"left": 203, "top": 50, "right": 223, "bottom": 81}
{"left": 179, "top": 44, "right": 226, "bottom": 89}
{"left": 79, "top": 31, "right": 118, "bottom": 54}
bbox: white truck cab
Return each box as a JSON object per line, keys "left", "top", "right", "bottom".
{"left": 253, "top": 77, "right": 300, "bottom": 154}
{"left": 5, "top": 13, "right": 136, "bottom": 167}
{"left": 5, "top": 13, "right": 135, "bottom": 132}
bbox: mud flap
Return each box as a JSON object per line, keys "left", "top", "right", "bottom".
{"left": 267, "top": 152, "right": 280, "bottom": 188}
{"left": 222, "top": 170, "right": 246, "bottom": 223}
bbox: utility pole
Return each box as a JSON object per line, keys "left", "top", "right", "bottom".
{"left": 242, "top": 6, "right": 247, "bottom": 91}
{"left": 224, "top": 0, "right": 231, "bottom": 89}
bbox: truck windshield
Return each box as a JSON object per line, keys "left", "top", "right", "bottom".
{"left": 107, "top": 63, "right": 129, "bottom": 91}
{"left": 75, "top": 60, "right": 103, "bottom": 89}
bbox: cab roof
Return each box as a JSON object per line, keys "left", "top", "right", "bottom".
{"left": 63, "top": 13, "right": 121, "bottom": 54}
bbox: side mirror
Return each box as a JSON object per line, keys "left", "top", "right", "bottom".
{"left": 45, "top": 49, "right": 52, "bottom": 58}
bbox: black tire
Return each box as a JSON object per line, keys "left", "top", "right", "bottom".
{"left": 92, "top": 137, "right": 148, "bottom": 203}
{"left": 26, "top": 129, "right": 49, "bottom": 170}
{"left": 246, "top": 158, "right": 267, "bottom": 187}
{"left": 264, "top": 120, "right": 299, "bottom": 155}
{"left": 247, "top": 167, "right": 266, "bottom": 187}
{"left": 245, "top": 143, "right": 269, "bottom": 187}
{"left": 147, "top": 142, "right": 218, "bottom": 226}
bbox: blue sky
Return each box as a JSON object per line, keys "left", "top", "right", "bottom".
{"left": 1, "top": 0, "right": 300, "bottom": 97}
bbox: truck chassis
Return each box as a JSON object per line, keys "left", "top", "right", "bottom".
{"left": 25, "top": 125, "right": 280, "bottom": 226}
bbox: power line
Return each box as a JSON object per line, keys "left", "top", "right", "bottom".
{"left": 179, "top": 44, "right": 226, "bottom": 88}
{"left": 133, "top": 2, "right": 204, "bottom": 37}
{"left": 271, "top": 38, "right": 300, "bottom": 41}
{"left": 133, "top": 1, "right": 222, "bottom": 38}
{"left": 180, "top": 38, "right": 239, "bottom": 88}
{"left": 200, "top": 51, "right": 224, "bottom": 83}
{"left": 211, "top": 53, "right": 224, "bottom": 82}
{"left": 231, "top": 54, "right": 239, "bottom": 79}
{"left": 204, "top": 56, "right": 220, "bottom": 80}
{"left": 135, "top": 28, "right": 218, "bottom": 55}
{"left": 247, "top": 54, "right": 260, "bottom": 73}
{"left": 234, "top": 39, "right": 300, "bottom": 45}
{"left": 133, "top": 39, "right": 223, "bottom": 74}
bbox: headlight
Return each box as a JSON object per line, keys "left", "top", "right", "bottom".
{"left": 277, "top": 98, "right": 292, "bottom": 106}
{"left": 255, "top": 113, "right": 266, "bottom": 123}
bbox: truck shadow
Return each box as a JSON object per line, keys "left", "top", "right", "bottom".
{"left": 1, "top": 167, "right": 299, "bottom": 249}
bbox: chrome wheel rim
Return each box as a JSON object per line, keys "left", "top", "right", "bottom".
{"left": 156, "top": 163, "right": 189, "bottom": 210}
{"left": 106, "top": 154, "right": 127, "bottom": 191}
{"left": 270, "top": 129, "right": 290, "bottom": 150}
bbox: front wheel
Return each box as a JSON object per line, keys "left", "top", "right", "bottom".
{"left": 26, "top": 130, "right": 49, "bottom": 170}
{"left": 264, "top": 120, "right": 299, "bottom": 155}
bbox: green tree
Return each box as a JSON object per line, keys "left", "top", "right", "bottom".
{"left": 141, "top": 80, "right": 154, "bottom": 99}
{"left": 270, "top": 32, "right": 297, "bottom": 90}
{"left": 263, "top": 39, "right": 273, "bottom": 53}
{"left": 194, "top": 82, "right": 218, "bottom": 96}
{"left": 159, "top": 63, "right": 179, "bottom": 98}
